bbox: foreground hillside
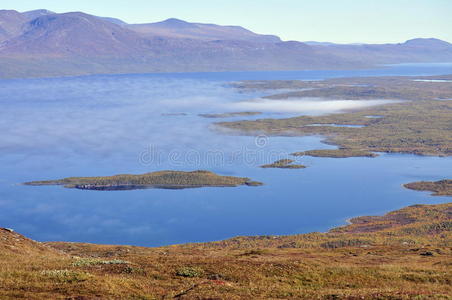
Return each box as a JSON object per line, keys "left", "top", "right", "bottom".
{"left": 1, "top": 202, "right": 450, "bottom": 299}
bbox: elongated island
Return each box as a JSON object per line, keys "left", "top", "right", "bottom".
{"left": 24, "top": 170, "right": 263, "bottom": 190}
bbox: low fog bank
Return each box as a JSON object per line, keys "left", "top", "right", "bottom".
{"left": 230, "top": 98, "right": 399, "bottom": 115}
{"left": 0, "top": 75, "right": 399, "bottom": 164}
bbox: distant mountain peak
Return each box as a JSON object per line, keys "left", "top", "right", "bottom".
{"left": 24, "top": 9, "right": 55, "bottom": 15}
{"left": 162, "top": 18, "right": 189, "bottom": 24}
{"left": 22, "top": 9, "right": 55, "bottom": 21}
{"left": 156, "top": 18, "right": 194, "bottom": 28}
{"left": 404, "top": 38, "right": 451, "bottom": 46}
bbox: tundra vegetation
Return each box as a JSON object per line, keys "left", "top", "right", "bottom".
{"left": 0, "top": 202, "right": 450, "bottom": 299}
{"left": 24, "top": 170, "right": 263, "bottom": 190}
{"left": 234, "top": 75, "right": 452, "bottom": 101}
{"left": 404, "top": 179, "right": 452, "bottom": 196}
{"left": 220, "top": 75, "right": 452, "bottom": 158}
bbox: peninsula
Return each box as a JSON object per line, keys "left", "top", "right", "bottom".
{"left": 220, "top": 75, "right": 452, "bottom": 158}
{"left": 404, "top": 179, "right": 452, "bottom": 196}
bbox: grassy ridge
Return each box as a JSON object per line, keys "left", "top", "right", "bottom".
{"left": 404, "top": 180, "right": 452, "bottom": 196}
{"left": 24, "top": 170, "right": 263, "bottom": 190}
{"left": 0, "top": 202, "right": 450, "bottom": 299}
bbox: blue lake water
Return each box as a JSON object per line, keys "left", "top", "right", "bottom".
{"left": 0, "top": 63, "right": 451, "bottom": 246}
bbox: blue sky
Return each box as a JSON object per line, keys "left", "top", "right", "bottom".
{"left": 2, "top": 0, "right": 451, "bottom": 43}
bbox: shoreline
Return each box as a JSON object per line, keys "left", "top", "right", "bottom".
{"left": 11, "top": 199, "right": 450, "bottom": 248}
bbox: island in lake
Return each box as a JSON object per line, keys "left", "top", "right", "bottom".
{"left": 24, "top": 170, "right": 263, "bottom": 190}
{"left": 260, "top": 159, "right": 306, "bottom": 169}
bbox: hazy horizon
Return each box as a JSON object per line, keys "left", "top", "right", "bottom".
{"left": 2, "top": 0, "right": 451, "bottom": 44}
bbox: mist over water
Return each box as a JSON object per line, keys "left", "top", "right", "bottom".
{"left": 0, "top": 64, "right": 451, "bottom": 246}
{"left": 232, "top": 98, "right": 400, "bottom": 114}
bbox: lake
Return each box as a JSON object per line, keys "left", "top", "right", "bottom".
{"left": 0, "top": 63, "right": 451, "bottom": 246}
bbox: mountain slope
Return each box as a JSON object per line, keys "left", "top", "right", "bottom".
{"left": 0, "top": 10, "right": 27, "bottom": 42}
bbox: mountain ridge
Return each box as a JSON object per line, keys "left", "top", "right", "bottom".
{"left": 0, "top": 9, "right": 451, "bottom": 78}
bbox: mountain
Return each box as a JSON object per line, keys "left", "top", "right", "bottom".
{"left": 0, "top": 9, "right": 451, "bottom": 78}
{"left": 127, "top": 18, "right": 281, "bottom": 43}
{"left": 312, "top": 38, "right": 452, "bottom": 65}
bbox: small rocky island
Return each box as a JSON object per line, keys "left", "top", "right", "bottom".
{"left": 24, "top": 170, "right": 263, "bottom": 191}
{"left": 260, "top": 159, "right": 306, "bottom": 169}
{"left": 403, "top": 179, "right": 452, "bottom": 196}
